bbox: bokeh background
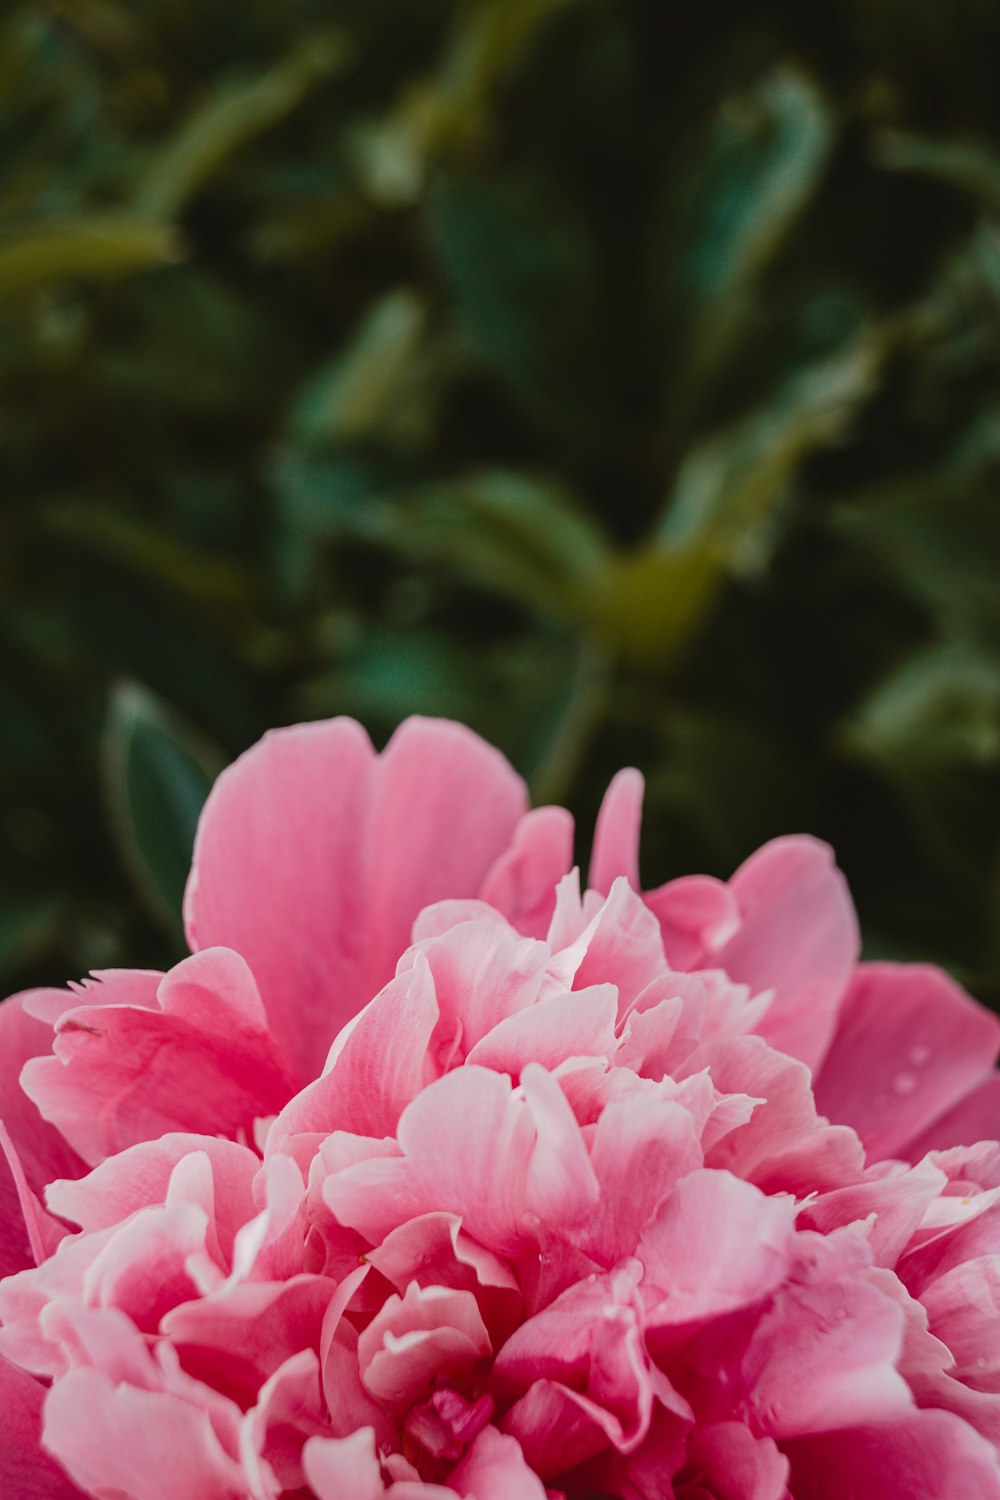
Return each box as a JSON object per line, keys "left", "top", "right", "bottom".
{"left": 4, "top": 0, "right": 1000, "bottom": 1005}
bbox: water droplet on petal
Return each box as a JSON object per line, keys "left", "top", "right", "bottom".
{"left": 891, "top": 1072, "right": 917, "bottom": 1096}
{"left": 909, "top": 1043, "right": 931, "bottom": 1066}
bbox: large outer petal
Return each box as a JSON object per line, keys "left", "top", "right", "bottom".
{"left": 709, "top": 836, "right": 859, "bottom": 1073}
{"left": 815, "top": 963, "right": 1000, "bottom": 1163}
{"left": 184, "top": 717, "right": 527, "bottom": 1080}
{"left": 784, "top": 1411, "right": 1000, "bottom": 1499}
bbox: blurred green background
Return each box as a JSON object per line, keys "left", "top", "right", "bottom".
{"left": 4, "top": 0, "right": 1000, "bottom": 1004}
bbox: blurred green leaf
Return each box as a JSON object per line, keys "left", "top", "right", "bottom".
{"left": 681, "top": 70, "right": 833, "bottom": 308}
{"left": 842, "top": 645, "right": 1000, "bottom": 767}
{"left": 0, "top": 894, "right": 65, "bottom": 972}
{"left": 0, "top": 217, "right": 181, "bottom": 299}
{"left": 427, "top": 173, "right": 598, "bottom": 429}
{"left": 101, "top": 685, "right": 224, "bottom": 941}
{"left": 288, "top": 288, "right": 437, "bottom": 451}
{"left": 875, "top": 131, "right": 1000, "bottom": 216}
{"left": 134, "top": 32, "right": 352, "bottom": 221}
{"left": 659, "top": 334, "right": 883, "bottom": 557}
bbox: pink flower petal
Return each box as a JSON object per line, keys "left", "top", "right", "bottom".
{"left": 784, "top": 1410, "right": 1000, "bottom": 1499}
{"left": 21, "top": 950, "right": 293, "bottom": 1165}
{"left": 480, "top": 806, "right": 575, "bottom": 940}
{"left": 0, "top": 1355, "right": 84, "bottom": 1498}
{"left": 184, "top": 717, "right": 527, "bottom": 1080}
{"left": 815, "top": 963, "right": 1000, "bottom": 1164}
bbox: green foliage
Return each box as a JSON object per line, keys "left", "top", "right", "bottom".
{"left": 2, "top": 0, "right": 1000, "bottom": 1001}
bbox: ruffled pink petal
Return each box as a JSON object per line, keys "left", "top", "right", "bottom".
{"left": 358, "top": 1282, "right": 491, "bottom": 1408}
{"left": 644, "top": 876, "right": 742, "bottom": 972}
{"left": 576, "top": 1097, "right": 702, "bottom": 1268}
{"left": 21, "top": 950, "right": 293, "bottom": 1166}
{"left": 464, "top": 984, "right": 618, "bottom": 1076}
{"left": 400, "top": 917, "right": 549, "bottom": 1061}
{"left": 184, "top": 717, "right": 527, "bottom": 1080}
{"left": 799, "top": 1161, "right": 946, "bottom": 1268}
{"left": 240, "top": 1347, "right": 328, "bottom": 1496}
{"left": 325, "top": 1062, "right": 581, "bottom": 1260}
{"left": 0, "top": 996, "right": 84, "bottom": 1277}
{"left": 267, "top": 956, "right": 440, "bottom": 1151}
{"left": 739, "top": 1232, "right": 910, "bottom": 1439}
{"left": 0, "top": 1355, "right": 84, "bottom": 1498}
{"left": 639, "top": 1169, "right": 794, "bottom": 1327}
{"left": 687, "top": 1036, "right": 864, "bottom": 1195}
{"left": 814, "top": 963, "right": 1000, "bottom": 1164}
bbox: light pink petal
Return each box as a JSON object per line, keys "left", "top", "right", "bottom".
{"left": 560, "top": 878, "right": 669, "bottom": 1018}
{"left": 327, "top": 1067, "right": 537, "bottom": 1257}
{"left": 644, "top": 876, "right": 741, "bottom": 971}
{"left": 521, "top": 1062, "right": 600, "bottom": 1229}
{"left": 21, "top": 971, "right": 163, "bottom": 1025}
{"left": 480, "top": 806, "right": 575, "bottom": 939}
{"left": 815, "top": 963, "right": 1000, "bottom": 1163}
{"left": 302, "top": 1429, "right": 385, "bottom": 1500}
{"left": 366, "top": 1213, "right": 522, "bottom": 1347}
{"left": 589, "top": 768, "right": 644, "bottom": 895}
{"left": 267, "top": 956, "right": 440, "bottom": 1151}
{"left": 0, "top": 1356, "right": 85, "bottom": 1499}
{"left": 577, "top": 1097, "right": 702, "bottom": 1268}
{"left": 799, "top": 1162, "right": 946, "bottom": 1268}
{"left": 784, "top": 1411, "right": 1000, "bottom": 1500}
{"left": 710, "top": 836, "right": 859, "bottom": 1072}
{"left": 185, "top": 716, "right": 527, "bottom": 1080}
{"left": 465, "top": 984, "right": 618, "bottom": 1076}
{"left": 21, "top": 950, "right": 292, "bottom": 1165}
{"left": 639, "top": 1169, "right": 794, "bottom": 1326}
{"left": 43, "top": 1368, "right": 249, "bottom": 1500}
{"left": 449, "top": 1426, "right": 547, "bottom": 1499}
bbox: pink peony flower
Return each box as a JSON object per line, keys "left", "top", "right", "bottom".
{"left": 3, "top": 715, "right": 1000, "bottom": 1498}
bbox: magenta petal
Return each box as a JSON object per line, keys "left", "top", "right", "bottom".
{"left": 815, "top": 963, "right": 1000, "bottom": 1163}
{"left": 0, "top": 996, "right": 84, "bottom": 1277}
{"left": 185, "top": 716, "right": 528, "bottom": 1079}
{"left": 784, "top": 1411, "right": 1000, "bottom": 1500}
{"left": 0, "top": 1356, "right": 84, "bottom": 1498}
